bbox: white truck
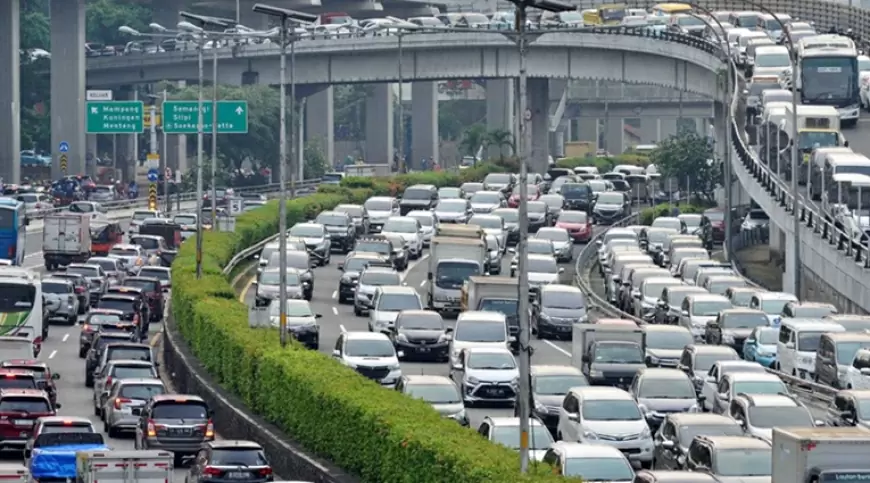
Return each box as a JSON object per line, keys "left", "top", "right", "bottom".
{"left": 344, "top": 163, "right": 392, "bottom": 177}
{"left": 772, "top": 427, "right": 870, "bottom": 483}
{"left": 461, "top": 276, "right": 522, "bottom": 351}
{"left": 427, "top": 236, "right": 486, "bottom": 313}
{"left": 76, "top": 449, "right": 174, "bottom": 483}
{"left": 42, "top": 213, "right": 92, "bottom": 270}
{"left": 435, "top": 224, "right": 484, "bottom": 240}
{"left": 572, "top": 324, "right": 646, "bottom": 389}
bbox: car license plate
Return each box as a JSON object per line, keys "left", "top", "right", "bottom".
{"left": 226, "top": 472, "right": 248, "bottom": 479}
{"left": 490, "top": 389, "right": 504, "bottom": 396}
{"left": 14, "top": 420, "right": 30, "bottom": 426}
{"left": 418, "top": 347, "right": 430, "bottom": 353}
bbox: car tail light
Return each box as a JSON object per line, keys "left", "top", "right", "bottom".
{"left": 82, "top": 324, "right": 92, "bottom": 332}
{"left": 146, "top": 419, "right": 157, "bottom": 437}
{"left": 7, "top": 246, "right": 13, "bottom": 258}
{"left": 205, "top": 420, "right": 214, "bottom": 438}
{"left": 105, "top": 377, "right": 112, "bottom": 387}
{"left": 75, "top": 286, "right": 85, "bottom": 294}
{"left": 203, "top": 466, "right": 222, "bottom": 476}
{"left": 113, "top": 397, "right": 130, "bottom": 410}
{"left": 257, "top": 467, "right": 273, "bottom": 477}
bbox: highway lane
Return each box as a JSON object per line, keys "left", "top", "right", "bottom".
{"left": 238, "top": 234, "right": 599, "bottom": 431}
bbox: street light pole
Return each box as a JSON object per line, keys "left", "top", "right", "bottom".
{"left": 195, "top": 28, "right": 205, "bottom": 279}
{"left": 290, "top": 37, "right": 297, "bottom": 198}
{"left": 398, "top": 32, "right": 405, "bottom": 172}
{"left": 162, "top": 89, "right": 170, "bottom": 213}
{"left": 211, "top": 43, "right": 219, "bottom": 225}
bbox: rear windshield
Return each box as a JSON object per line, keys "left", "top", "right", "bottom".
{"left": 152, "top": 400, "right": 209, "bottom": 419}
{"left": 96, "top": 336, "right": 133, "bottom": 349}
{"left": 107, "top": 347, "right": 152, "bottom": 362}
{"left": 0, "top": 376, "right": 35, "bottom": 389}
{"left": 133, "top": 238, "right": 159, "bottom": 249}
{"left": 0, "top": 396, "right": 49, "bottom": 413}
{"left": 211, "top": 448, "right": 269, "bottom": 466}
{"left": 110, "top": 365, "right": 155, "bottom": 379}
{"left": 120, "top": 384, "right": 165, "bottom": 400}
{"left": 41, "top": 423, "right": 94, "bottom": 433}
{"left": 98, "top": 299, "right": 135, "bottom": 312}
{"left": 125, "top": 280, "right": 159, "bottom": 292}
{"left": 88, "top": 314, "right": 122, "bottom": 326}
{"left": 42, "top": 282, "right": 71, "bottom": 293}
{"left": 138, "top": 269, "right": 169, "bottom": 281}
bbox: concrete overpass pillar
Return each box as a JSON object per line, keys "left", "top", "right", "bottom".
{"left": 783, "top": 230, "right": 796, "bottom": 295}
{"left": 86, "top": 135, "right": 98, "bottom": 177}
{"left": 0, "top": 0, "right": 20, "bottom": 184}
{"left": 306, "top": 87, "right": 334, "bottom": 167}
{"left": 578, "top": 118, "right": 597, "bottom": 144}
{"left": 486, "top": 79, "right": 514, "bottom": 159}
{"left": 660, "top": 118, "right": 678, "bottom": 140}
{"left": 50, "top": 0, "right": 86, "bottom": 179}
{"left": 604, "top": 118, "right": 623, "bottom": 154}
{"left": 639, "top": 118, "right": 659, "bottom": 144}
{"left": 412, "top": 82, "right": 438, "bottom": 169}
{"left": 364, "top": 83, "right": 393, "bottom": 164}
{"left": 528, "top": 78, "right": 549, "bottom": 173}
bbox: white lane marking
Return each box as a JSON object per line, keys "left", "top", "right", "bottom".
{"left": 48, "top": 350, "right": 57, "bottom": 359}
{"left": 331, "top": 290, "right": 337, "bottom": 300}
{"left": 543, "top": 340, "right": 571, "bottom": 358}
{"left": 332, "top": 307, "right": 338, "bottom": 315}
{"left": 419, "top": 279, "right": 426, "bottom": 287}
{"left": 339, "top": 324, "right": 347, "bottom": 333}
{"left": 62, "top": 333, "right": 69, "bottom": 343}
{"left": 401, "top": 253, "right": 429, "bottom": 282}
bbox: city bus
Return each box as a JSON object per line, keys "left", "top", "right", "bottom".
{"left": 0, "top": 198, "right": 27, "bottom": 266}
{"left": 795, "top": 35, "right": 861, "bottom": 127}
{"left": 0, "top": 268, "right": 45, "bottom": 357}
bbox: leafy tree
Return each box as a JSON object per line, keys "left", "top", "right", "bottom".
{"left": 648, "top": 128, "right": 720, "bottom": 201}
{"left": 19, "top": 1, "right": 50, "bottom": 152}
{"left": 459, "top": 123, "right": 488, "bottom": 158}
{"left": 486, "top": 128, "right": 514, "bottom": 162}
{"left": 304, "top": 137, "right": 329, "bottom": 179}
{"left": 334, "top": 85, "right": 369, "bottom": 141}
{"left": 85, "top": 0, "right": 152, "bottom": 47}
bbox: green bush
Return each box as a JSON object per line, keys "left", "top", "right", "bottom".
{"left": 638, "top": 203, "right": 706, "bottom": 225}
{"left": 556, "top": 154, "right": 648, "bottom": 173}
{"left": 171, "top": 166, "right": 573, "bottom": 483}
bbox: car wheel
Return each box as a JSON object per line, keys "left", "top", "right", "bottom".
{"left": 94, "top": 404, "right": 101, "bottom": 416}
{"left": 354, "top": 306, "right": 362, "bottom": 316}
{"left": 78, "top": 347, "right": 86, "bottom": 358}
{"left": 85, "top": 374, "right": 94, "bottom": 388}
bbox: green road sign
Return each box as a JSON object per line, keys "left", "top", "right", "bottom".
{"left": 162, "top": 101, "right": 249, "bottom": 134}
{"left": 86, "top": 101, "right": 144, "bottom": 134}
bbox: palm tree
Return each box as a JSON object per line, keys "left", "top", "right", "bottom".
{"left": 459, "top": 124, "right": 488, "bottom": 163}
{"left": 486, "top": 129, "right": 515, "bottom": 162}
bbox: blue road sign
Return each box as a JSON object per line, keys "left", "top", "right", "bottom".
{"left": 147, "top": 168, "right": 159, "bottom": 183}
{"left": 58, "top": 141, "right": 69, "bottom": 153}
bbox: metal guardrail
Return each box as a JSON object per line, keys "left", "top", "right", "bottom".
{"left": 572, "top": 220, "right": 838, "bottom": 405}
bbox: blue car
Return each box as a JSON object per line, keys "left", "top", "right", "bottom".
{"left": 743, "top": 326, "right": 779, "bottom": 369}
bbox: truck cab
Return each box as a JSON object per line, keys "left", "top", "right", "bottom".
{"left": 572, "top": 324, "right": 646, "bottom": 389}
{"left": 427, "top": 237, "right": 486, "bottom": 314}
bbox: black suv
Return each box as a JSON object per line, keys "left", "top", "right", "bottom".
{"left": 559, "top": 183, "right": 593, "bottom": 213}
{"left": 135, "top": 394, "right": 214, "bottom": 466}
{"left": 84, "top": 333, "right": 138, "bottom": 387}
{"left": 315, "top": 211, "right": 357, "bottom": 253}
{"left": 399, "top": 184, "right": 438, "bottom": 215}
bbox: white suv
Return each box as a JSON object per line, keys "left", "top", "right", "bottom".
{"left": 332, "top": 331, "right": 402, "bottom": 387}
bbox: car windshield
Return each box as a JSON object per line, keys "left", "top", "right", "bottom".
{"left": 733, "top": 379, "right": 787, "bottom": 395}
{"left": 377, "top": 294, "right": 421, "bottom": 311}
{"left": 89, "top": 260, "right": 116, "bottom": 272}
{"left": 536, "top": 230, "right": 568, "bottom": 242}
{"left": 748, "top": 406, "right": 812, "bottom": 428}
{"left": 336, "top": 206, "right": 363, "bottom": 217}
{"left": 595, "top": 342, "right": 644, "bottom": 363}
{"left": 469, "top": 216, "right": 502, "bottom": 229}
{"left": 693, "top": 300, "right": 732, "bottom": 316}
{"left": 260, "top": 272, "right": 300, "bottom": 285}
{"left": 365, "top": 199, "right": 393, "bottom": 211}
{"left": 596, "top": 192, "right": 624, "bottom": 204}
{"left": 109, "top": 248, "right": 139, "bottom": 257}
{"left": 360, "top": 271, "right": 401, "bottom": 286}
{"left": 491, "top": 425, "right": 552, "bottom": 450}
{"left": 438, "top": 188, "right": 462, "bottom": 199}
{"left": 638, "top": 376, "right": 695, "bottom": 398}
{"left": 88, "top": 314, "right": 122, "bottom": 325}
{"left": 107, "top": 348, "right": 151, "bottom": 361}
{"left": 759, "top": 298, "right": 792, "bottom": 314}
{"left": 646, "top": 330, "right": 693, "bottom": 350}
{"left": 119, "top": 384, "right": 165, "bottom": 399}
{"left": 695, "top": 354, "right": 735, "bottom": 372}
{"left": 383, "top": 219, "right": 418, "bottom": 233}
{"left": 316, "top": 214, "right": 348, "bottom": 226}
{"left": 471, "top": 192, "right": 501, "bottom": 204}
{"left": 345, "top": 339, "right": 395, "bottom": 357}
{"left": 561, "top": 184, "right": 589, "bottom": 196}
{"left": 528, "top": 241, "right": 553, "bottom": 255}
{"left": 132, "top": 212, "right": 155, "bottom": 221}
{"left": 722, "top": 312, "right": 768, "bottom": 329}
{"left": 132, "top": 237, "right": 160, "bottom": 249}
{"left": 582, "top": 400, "right": 641, "bottom": 420}
{"left": 408, "top": 214, "right": 433, "bottom": 227}
{"left": 756, "top": 53, "right": 790, "bottom": 67}
{"left": 98, "top": 299, "right": 135, "bottom": 312}
{"left": 406, "top": 383, "right": 461, "bottom": 404}
{"left": 559, "top": 212, "right": 588, "bottom": 223}
{"left": 467, "top": 352, "right": 515, "bottom": 370}
{"left": 343, "top": 258, "right": 376, "bottom": 273}
{"left": 534, "top": 375, "right": 587, "bottom": 395}
{"left": 792, "top": 306, "right": 836, "bottom": 318}
{"left": 564, "top": 457, "right": 634, "bottom": 480}
{"left": 437, "top": 200, "right": 467, "bottom": 212}
{"left": 399, "top": 313, "right": 442, "bottom": 330}
{"left": 797, "top": 331, "right": 828, "bottom": 352}
{"left": 403, "top": 189, "right": 432, "bottom": 200}
{"left": 714, "top": 449, "right": 771, "bottom": 477}
{"left": 173, "top": 215, "right": 196, "bottom": 225}
{"left": 455, "top": 321, "right": 505, "bottom": 342}
{"left": 67, "top": 266, "right": 99, "bottom": 277}
{"left": 42, "top": 282, "right": 71, "bottom": 293}
{"left": 749, "top": 210, "right": 769, "bottom": 220}
{"left": 0, "top": 396, "right": 49, "bottom": 413}
{"left": 542, "top": 292, "right": 585, "bottom": 310}
{"left": 289, "top": 225, "right": 323, "bottom": 238}
{"left": 643, "top": 281, "right": 678, "bottom": 298}
{"left": 151, "top": 401, "right": 209, "bottom": 419}
{"left": 678, "top": 423, "right": 744, "bottom": 446}
{"left": 111, "top": 365, "right": 156, "bottom": 379}
{"left": 356, "top": 241, "right": 390, "bottom": 254}
{"left": 210, "top": 448, "right": 269, "bottom": 467}
{"left": 680, "top": 215, "right": 702, "bottom": 228}
{"left": 728, "top": 290, "right": 754, "bottom": 306}
{"left": 40, "top": 423, "right": 94, "bottom": 433}
{"left": 269, "top": 301, "right": 312, "bottom": 317}
{"left": 755, "top": 328, "right": 779, "bottom": 344}
{"left": 527, "top": 258, "right": 557, "bottom": 273}
{"left": 709, "top": 280, "right": 747, "bottom": 294}
{"left": 528, "top": 203, "right": 546, "bottom": 214}
{"left": 0, "top": 377, "right": 35, "bottom": 389}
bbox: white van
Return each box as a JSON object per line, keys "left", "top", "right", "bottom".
{"left": 776, "top": 319, "right": 845, "bottom": 379}
{"left": 449, "top": 311, "right": 509, "bottom": 367}
{"left": 748, "top": 291, "right": 799, "bottom": 327}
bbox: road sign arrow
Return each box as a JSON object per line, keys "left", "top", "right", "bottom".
{"left": 90, "top": 106, "right": 98, "bottom": 114}
{"left": 235, "top": 106, "right": 244, "bottom": 115}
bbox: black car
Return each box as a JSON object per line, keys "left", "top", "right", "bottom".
{"left": 97, "top": 293, "right": 149, "bottom": 339}
{"left": 336, "top": 255, "right": 392, "bottom": 304}
{"left": 187, "top": 440, "right": 273, "bottom": 483}
{"left": 135, "top": 394, "right": 215, "bottom": 466}
{"left": 399, "top": 184, "right": 438, "bottom": 215}
{"left": 84, "top": 332, "right": 137, "bottom": 387}
{"left": 388, "top": 310, "right": 451, "bottom": 362}
{"left": 560, "top": 183, "right": 593, "bottom": 213}
{"left": 315, "top": 211, "right": 357, "bottom": 253}
{"left": 78, "top": 309, "right": 126, "bottom": 358}
{"left": 591, "top": 191, "right": 630, "bottom": 225}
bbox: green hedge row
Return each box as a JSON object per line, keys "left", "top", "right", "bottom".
{"left": 555, "top": 154, "right": 649, "bottom": 173}
{"left": 638, "top": 203, "right": 708, "bottom": 226}
{"left": 171, "top": 164, "right": 574, "bottom": 483}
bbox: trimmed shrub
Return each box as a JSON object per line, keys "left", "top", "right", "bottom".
{"left": 638, "top": 203, "right": 707, "bottom": 225}
{"left": 171, "top": 166, "right": 573, "bottom": 483}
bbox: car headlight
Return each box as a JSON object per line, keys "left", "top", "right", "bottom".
{"left": 396, "top": 333, "right": 408, "bottom": 342}
{"left": 437, "top": 333, "right": 449, "bottom": 343}
{"left": 511, "top": 376, "right": 519, "bottom": 386}
{"left": 582, "top": 431, "right": 599, "bottom": 440}
{"left": 452, "top": 409, "right": 467, "bottom": 421}
{"left": 688, "top": 404, "right": 701, "bottom": 413}
{"left": 647, "top": 355, "right": 660, "bottom": 365}
{"left": 534, "top": 400, "right": 547, "bottom": 413}
{"left": 641, "top": 426, "right": 652, "bottom": 439}
{"left": 465, "top": 377, "right": 479, "bottom": 385}
{"left": 389, "top": 363, "right": 401, "bottom": 371}
{"left": 589, "top": 370, "right": 603, "bottom": 378}
{"left": 722, "top": 334, "right": 735, "bottom": 343}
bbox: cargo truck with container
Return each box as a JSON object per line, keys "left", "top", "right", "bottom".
{"left": 42, "top": 213, "right": 92, "bottom": 270}
{"left": 772, "top": 426, "right": 870, "bottom": 483}
{"left": 427, "top": 237, "right": 487, "bottom": 313}
{"left": 572, "top": 323, "right": 646, "bottom": 389}
{"left": 461, "top": 276, "right": 526, "bottom": 352}
{"left": 76, "top": 449, "right": 174, "bottom": 483}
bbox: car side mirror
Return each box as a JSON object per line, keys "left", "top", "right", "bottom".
{"left": 51, "top": 373, "right": 60, "bottom": 380}
{"left": 250, "top": 282, "right": 258, "bottom": 288}
{"left": 632, "top": 290, "right": 641, "bottom": 299}
{"left": 595, "top": 240, "right": 602, "bottom": 247}
{"left": 681, "top": 310, "right": 689, "bottom": 317}
{"left": 54, "top": 403, "right": 61, "bottom": 409}
{"left": 746, "top": 338, "right": 755, "bottom": 344}
{"left": 859, "top": 368, "right": 870, "bottom": 376}
{"left": 315, "top": 314, "right": 323, "bottom": 319}
{"left": 337, "top": 263, "right": 344, "bottom": 270}
{"left": 705, "top": 376, "right": 715, "bottom": 383}
{"left": 452, "top": 362, "right": 463, "bottom": 370}
{"left": 814, "top": 419, "right": 826, "bottom": 427}
{"left": 567, "top": 412, "right": 579, "bottom": 422}
{"left": 581, "top": 354, "right": 590, "bottom": 363}
{"left": 661, "top": 440, "right": 675, "bottom": 449}
{"left": 785, "top": 342, "right": 795, "bottom": 349}
{"left": 445, "top": 327, "right": 454, "bottom": 333}
{"left": 396, "top": 351, "right": 405, "bottom": 358}
{"left": 717, "top": 392, "right": 729, "bottom": 400}
{"left": 558, "top": 267, "right": 565, "bottom": 274}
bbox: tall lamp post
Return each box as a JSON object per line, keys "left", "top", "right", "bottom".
{"left": 736, "top": 0, "right": 800, "bottom": 295}
{"left": 503, "top": 0, "right": 575, "bottom": 472}
{"left": 253, "top": 3, "right": 318, "bottom": 347}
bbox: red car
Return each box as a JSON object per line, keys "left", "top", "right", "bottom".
{"left": 507, "top": 185, "right": 541, "bottom": 208}
{"left": 703, "top": 208, "right": 726, "bottom": 243}
{"left": 0, "top": 360, "right": 60, "bottom": 409}
{"left": 0, "top": 389, "right": 57, "bottom": 450}
{"left": 555, "top": 210, "right": 593, "bottom": 242}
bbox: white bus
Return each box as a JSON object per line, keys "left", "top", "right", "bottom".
{"left": 795, "top": 35, "right": 860, "bottom": 127}
{"left": 0, "top": 267, "right": 44, "bottom": 357}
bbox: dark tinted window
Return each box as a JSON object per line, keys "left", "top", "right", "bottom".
{"left": 0, "top": 376, "right": 35, "bottom": 389}
{"left": 211, "top": 449, "right": 268, "bottom": 466}
{"left": 110, "top": 365, "right": 156, "bottom": 379}
{"left": 133, "top": 237, "right": 159, "bottom": 249}
{"left": 119, "top": 384, "right": 165, "bottom": 400}
{"left": 98, "top": 299, "right": 135, "bottom": 312}
{"left": 560, "top": 184, "right": 590, "bottom": 196}
{"left": 96, "top": 336, "right": 133, "bottom": 350}
{"left": 402, "top": 189, "right": 433, "bottom": 200}
{"left": 42, "top": 282, "right": 71, "bottom": 293}
{"left": 0, "top": 396, "right": 49, "bottom": 412}
{"left": 138, "top": 269, "right": 169, "bottom": 281}
{"left": 151, "top": 401, "right": 209, "bottom": 419}
{"left": 107, "top": 347, "right": 152, "bottom": 362}
{"left": 40, "top": 423, "right": 94, "bottom": 434}
{"left": 125, "top": 280, "right": 159, "bottom": 292}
